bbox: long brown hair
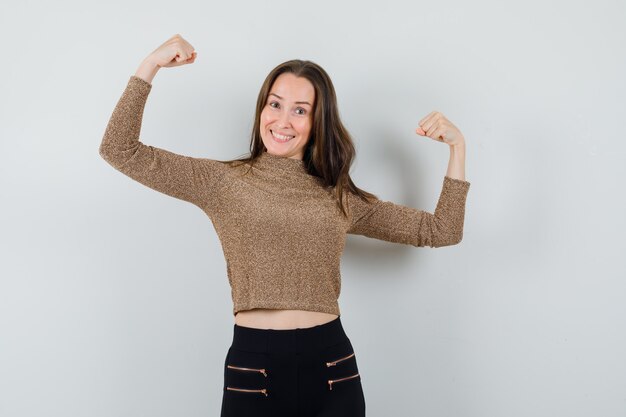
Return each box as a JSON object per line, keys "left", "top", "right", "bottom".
{"left": 225, "top": 59, "right": 378, "bottom": 218}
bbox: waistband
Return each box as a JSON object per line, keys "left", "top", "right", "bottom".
{"left": 230, "top": 316, "right": 348, "bottom": 354}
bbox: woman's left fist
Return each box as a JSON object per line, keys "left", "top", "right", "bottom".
{"left": 416, "top": 111, "right": 465, "bottom": 147}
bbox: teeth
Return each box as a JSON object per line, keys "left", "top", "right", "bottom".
{"left": 272, "top": 130, "right": 294, "bottom": 140}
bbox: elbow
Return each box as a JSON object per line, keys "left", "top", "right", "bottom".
{"left": 449, "top": 231, "right": 464, "bottom": 246}
{"left": 98, "top": 142, "right": 123, "bottom": 168}
{"left": 431, "top": 230, "right": 464, "bottom": 248}
{"left": 414, "top": 213, "right": 465, "bottom": 248}
{"left": 99, "top": 141, "right": 111, "bottom": 162}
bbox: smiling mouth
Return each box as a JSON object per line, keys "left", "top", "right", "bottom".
{"left": 271, "top": 130, "right": 295, "bottom": 142}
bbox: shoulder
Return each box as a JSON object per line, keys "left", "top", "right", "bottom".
{"left": 344, "top": 188, "right": 382, "bottom": 219}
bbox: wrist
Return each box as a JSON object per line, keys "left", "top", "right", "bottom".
{"left": 134, "top": 58, "right": 160, "bottom": 85}
{"left": 141, "top": 56, "right": 160, "bottom": 69}
{"left": 450, "top": 141, "right": 466, "bottom": 152}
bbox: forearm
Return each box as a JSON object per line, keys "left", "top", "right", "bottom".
{"left": 134, "top": 58, "right": 160, "bottom": 85}
{"left": 99, "top": 76, "right": 152, "bottom": 167}
{"left": 446, "top": 142, "right": 466, "bottom": 181}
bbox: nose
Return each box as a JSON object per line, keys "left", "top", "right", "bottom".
{"left": 277, "top": 108, "right": 292, "bottom": 129}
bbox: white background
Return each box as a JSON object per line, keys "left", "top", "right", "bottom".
{"left": 1, "top": 0, "right": 624, "bottom": 416}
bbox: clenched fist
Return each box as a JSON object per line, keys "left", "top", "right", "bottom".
{"left": 144, "top": 34, "right": 197, "bottom": 68}
{"left": 416, "top": 111, "right": 465, "bottom": 148}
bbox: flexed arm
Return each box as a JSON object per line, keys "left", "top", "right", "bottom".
{"left": 99, "top": 35, "right": 227, "bottom": 211}
{"left": 346, "top": 176, "right": 470, "bottom": 247}
{"left": 347, "top": 110, "right": 471, "bottom": 247}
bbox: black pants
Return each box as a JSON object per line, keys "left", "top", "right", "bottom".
{"left": 220, "top": 315, "right": 366, "bottom": 417}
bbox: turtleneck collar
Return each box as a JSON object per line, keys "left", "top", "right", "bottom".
{"left": 242, "top": 151, "right": 326, "bottom": 191}
{"left": 254, "top": 151, "right": 308, "bottom": 176}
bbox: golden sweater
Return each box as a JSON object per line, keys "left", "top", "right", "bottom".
{"left": 99, "top": 75, "right": 471, "bottom": 316}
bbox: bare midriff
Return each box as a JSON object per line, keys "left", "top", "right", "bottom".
{"left": 234, "top": 309, "right": 339, "bottom": 330}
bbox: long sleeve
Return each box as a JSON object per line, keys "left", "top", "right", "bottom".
{"left": 346, "top": 176, "right": 471, "bottom": 247}
{"left": 99, "top": 75, "right": 228, "bottom": 211}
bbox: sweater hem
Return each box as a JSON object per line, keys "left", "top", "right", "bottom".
{"left": 233, "top": 300, "right": 340, "bottom": 317}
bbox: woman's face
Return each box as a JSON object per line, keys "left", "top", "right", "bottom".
{"left": 260, "top": 72, "right": 315, "bottom": 160}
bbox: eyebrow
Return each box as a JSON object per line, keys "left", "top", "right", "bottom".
{"left": 269, "top": 93, "right": 312, "bottom": 106}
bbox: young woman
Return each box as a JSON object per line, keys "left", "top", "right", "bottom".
{"left": 99, "top": 34, "right": 470, "bottom": 417}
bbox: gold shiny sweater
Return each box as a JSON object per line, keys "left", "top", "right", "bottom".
{"left": 99, "top": 75, "right": 471, "bottom": 316}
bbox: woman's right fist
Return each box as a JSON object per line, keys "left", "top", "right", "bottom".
{"left": 144, "top": 34, "right": 197, "bottom": 68}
